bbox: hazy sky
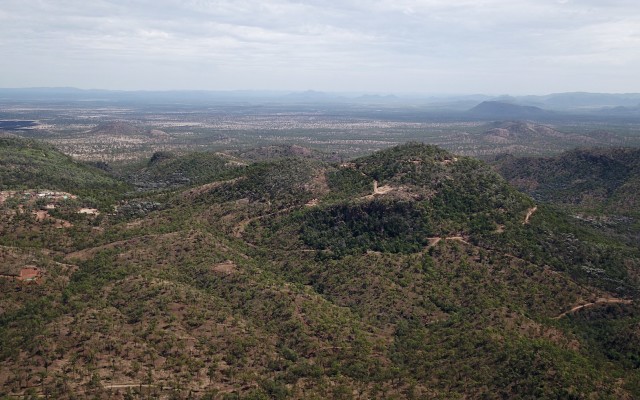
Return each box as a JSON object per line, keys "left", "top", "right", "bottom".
{"left": 1, "top": 0, "right": 639, "bottom": 94}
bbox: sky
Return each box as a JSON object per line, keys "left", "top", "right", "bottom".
{"left": 1, "top": 0, "right": 640, "bottom": 94}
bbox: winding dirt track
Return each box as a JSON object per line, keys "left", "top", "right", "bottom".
{"left": 552, "top": 298, "right": 633, "bottom": 319}
{"left": 232, "top": 206, "right": 297, "bottom": 238}
{"left": 103, "top": 384, "right": 157, "bottom": 389}
{"left": 523, "top": 206, "right": 537, "bottom": 224}
{"left": 232, "top": 216, "right": 259, "bottom": 238}
{"left": 425, "top": 236, "right": 470, "bottom": 249}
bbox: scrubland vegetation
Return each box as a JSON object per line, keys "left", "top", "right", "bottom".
{"left": 1, "top": 133, "right": 639, "bottom": 399}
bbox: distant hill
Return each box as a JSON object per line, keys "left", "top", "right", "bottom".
{"left": 469, "top": 101, "right": 554, "bottom": 119}
{"left": 473, "top": 121, "right": 624, "bottom": 152}
{"left": 126, "top": 150, "right": 241, "bottom": 190}
{"left": 480, "top": 121, "right": 567, "bottom": 143}
{"left": 0, "top": 137, "right": 128, "bottom": 201}
{"left": 494, "top": 147, "right": 640, "bottom": 214}
{"left": 231, "top": 144, "right": 340, "bottom": 163}
{"left": 88, "top": 121, "right": 169, "bottom": 138}
{"left": 282, "top": 90, "right": 342, "bottom": 102}
{"left": 534, "top": 92, "right": 640, "bottom": 109}
{"left": 89, "top": 121, "right": 142, "bottom": 136}
{"left": 2, "top": 88, "right": 640, "bottom": 112}
{"left": 596, "top": 104, "right": 640, "bottom": 117}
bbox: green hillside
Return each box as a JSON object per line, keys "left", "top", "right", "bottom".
{"left": 0, "top": 142, "right": 639, "bottom": 399}
{"left": 250, "top": 144, "right": 532, "bottom": 256}
{"left": 230, "top": 144, "right": 340, "bottom": 163}
{"left": 494, "top": 147, "right": 640, "bottom": 213}
{"left": 126, "top": 150, "right": 242, "bottom": 190}
{"left": 0, "top": 137, "right": 128, "bottom": 202}
{"left": 493, "top": 147, "right": 640, "bottom": 246}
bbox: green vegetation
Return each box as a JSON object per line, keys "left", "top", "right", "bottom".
{"left": 1, "top": 140, "right": 639, "bottom": 399}
{"left": 257, "top": 144, "right": 532, "bottom": 256}
{"left": 300, "top": 199, "right": 434, "bottom": 255}
{"left": 126, "top": 150, "right": 242, "bottom": 190}
{"left": 492, "top": 147, "right": 640, "bottom": 275}
{"left": 494, "top": 147, "right": 640, "bottom": 214}
{"left": 204, "top": 158, "right": 324, "bottom": 206}
{"left": 0, "top": 137, "right": 129, "bottom": 207}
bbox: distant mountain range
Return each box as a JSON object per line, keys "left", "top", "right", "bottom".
{"left": 1, "top": 87, "right": 640, "bottom": 113}
{"left": 519, "top": 92, "right": 640, "bottom": 109}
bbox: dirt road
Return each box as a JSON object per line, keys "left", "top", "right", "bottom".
{"left": 553, "top": 298, "right": 633, "bottom": 319}
{"left": 523, "top": 206, "right": 537, "bottom": 224}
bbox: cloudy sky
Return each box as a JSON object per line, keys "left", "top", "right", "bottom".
{"left": 1, "top": 0, "right": 639, "bottom": 94}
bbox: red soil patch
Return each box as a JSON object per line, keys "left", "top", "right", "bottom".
{"left": 34, "top": 210, "right": 48, "bottom": 221}
{"left": 212, "top": 261, "right": 237, "bottom": 274}
{"left": 19, "top": 267, "right": 41, "bottom": 282}
{"left": 31, "top": 210, "right": 73, "bottom": 228}
{"left": 181, "top": 177, "right": 243, "bottom": 199}
{"left": 305, "top": 198, "right": 320, "bottom": 207}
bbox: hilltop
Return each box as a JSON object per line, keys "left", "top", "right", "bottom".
{"left": 247, "top": 144, "right": 533, "bottom": 255}
{"left": 468, "top": 101, "right": 554, "bottom": 119}
{"left": 125, "top": 150, "right": 242, "bottom": 190}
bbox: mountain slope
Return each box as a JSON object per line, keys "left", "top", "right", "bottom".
{"left": 0, "top": 142, "right": 639, "bottom": 399}
{"left": 230, "top": 144, "right": 340, "bottom": 163}
{"left": 0, "top": 137, "right": 128, "bottom": 201}
{"left": 126, "top": 150, "right": 242, "bottom": 190}
{"left": 494, "top": 147, "right": 640, "bottom": 213}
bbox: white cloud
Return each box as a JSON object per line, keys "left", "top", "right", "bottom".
{"left": 1, "top": 0, "right": 639, "bottom": 93}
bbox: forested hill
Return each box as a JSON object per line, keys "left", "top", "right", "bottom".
{"left": 493, "top": 147, "right": 640, "bottom": 213}
{"left": 0, "top": 137, "right": 129, "bottom": 203}
{"left": 1, "top": 141, "right": 639, "bottom": 399}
